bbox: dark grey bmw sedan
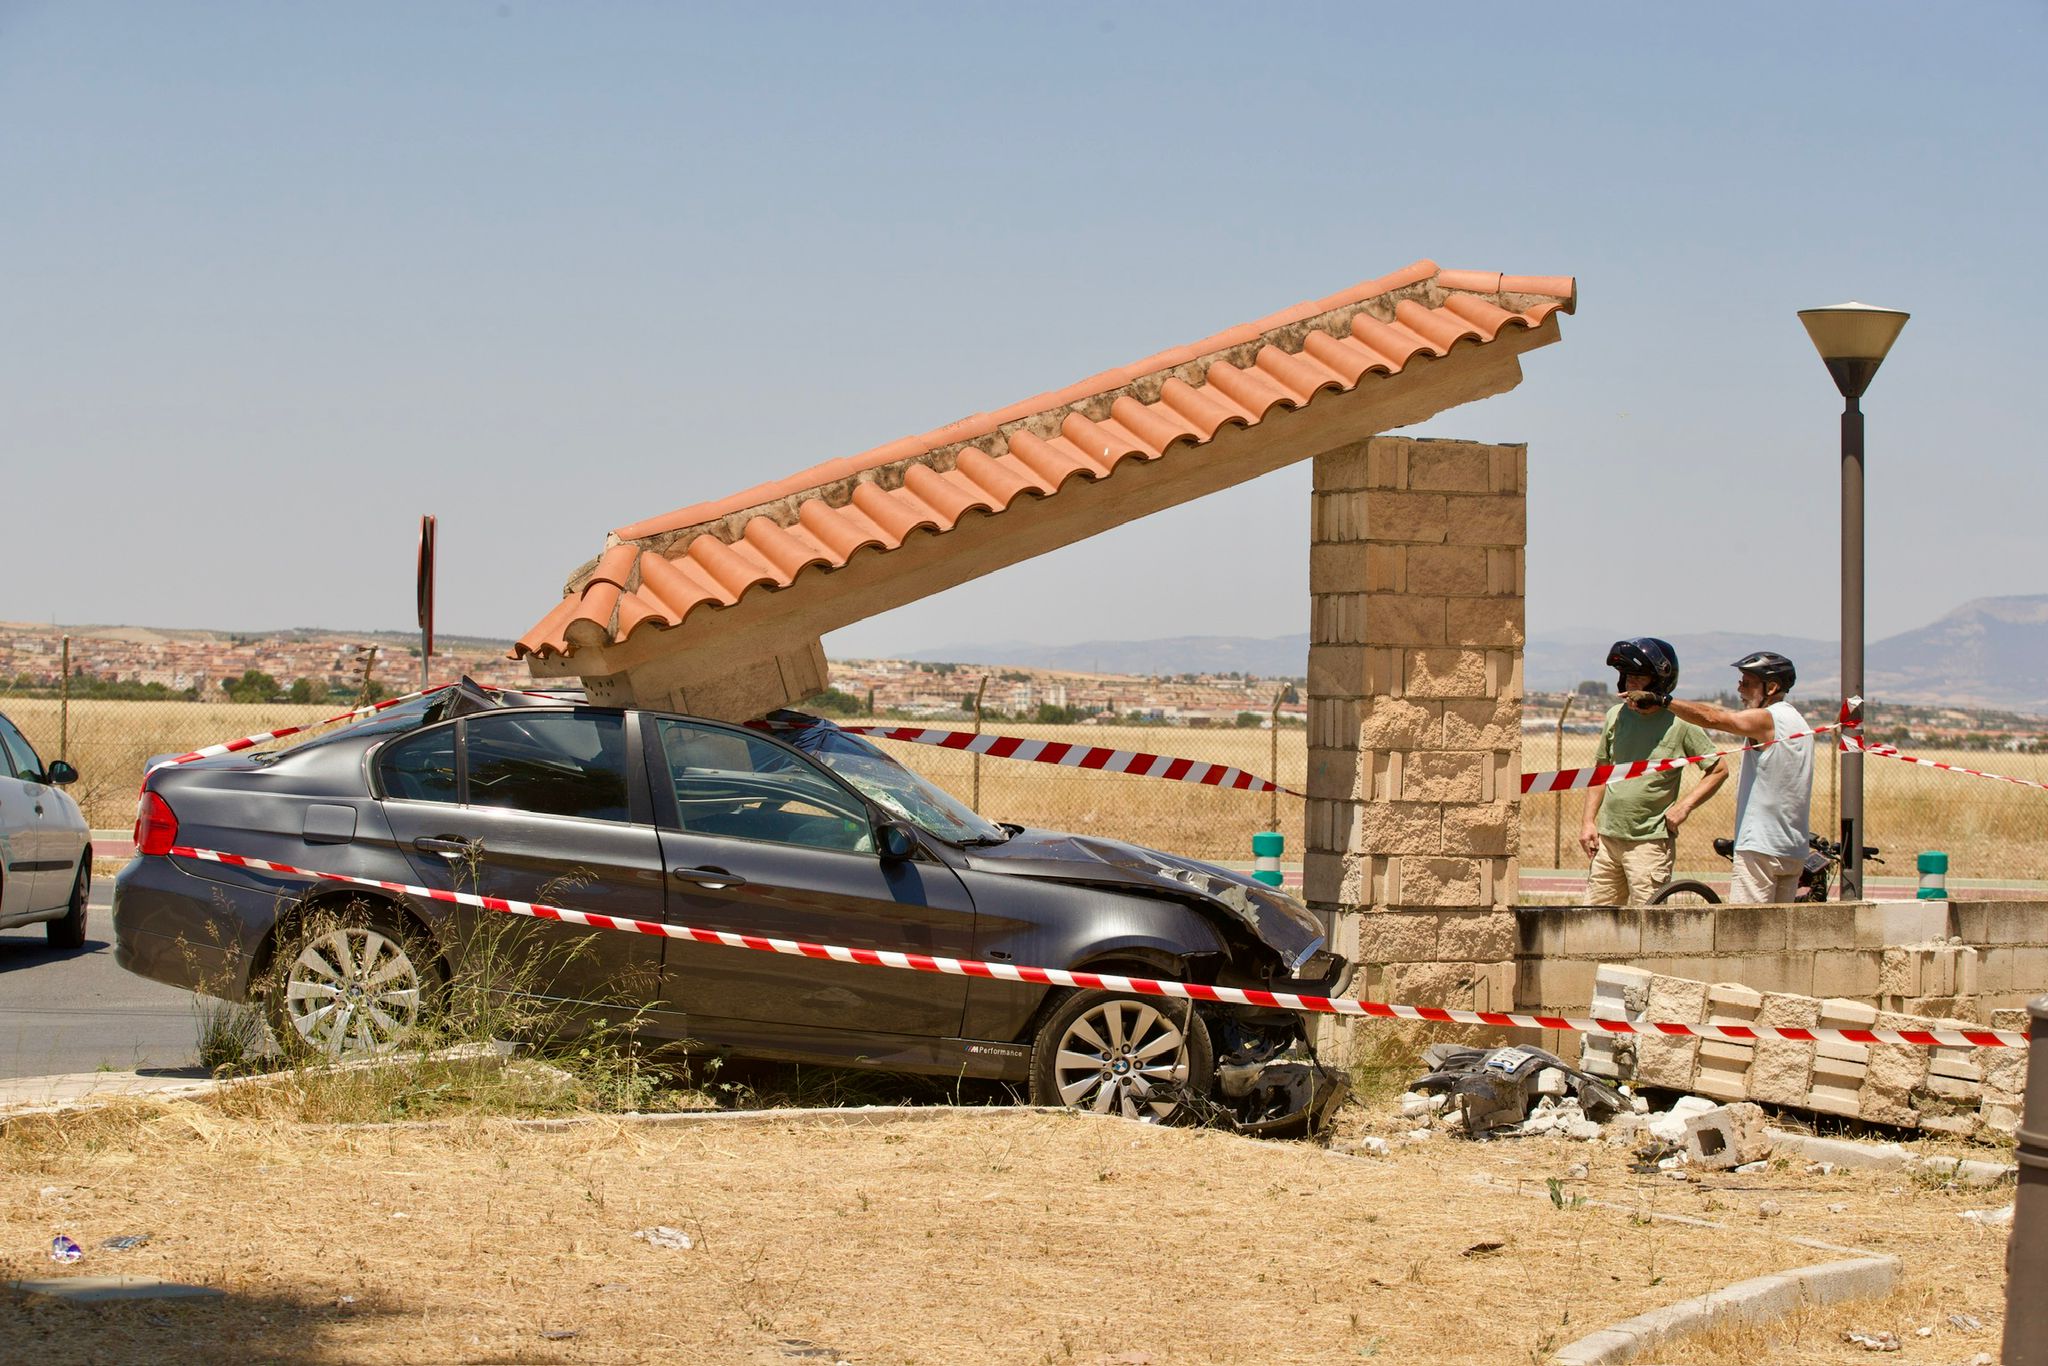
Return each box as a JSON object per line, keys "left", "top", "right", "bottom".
{"left": 114, "top": 680, "right": 1348, "bottom": 1130}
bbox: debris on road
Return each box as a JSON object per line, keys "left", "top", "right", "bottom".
{"left": 99, "top": 1234, "right": 151, "bottom": 1251}
{"left": 1682, "top": 1101, "right": 1773, "bottom": 1170}
{"left": 1410, "top": 1044, "right": 1625, "bottom": 1136}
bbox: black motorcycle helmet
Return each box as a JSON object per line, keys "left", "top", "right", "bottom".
{"left": 1607, "top": 638, "right": 1680, "bottom": 695}
{"left": 1731, "top": 650, "right": 1797, "bottom": 696}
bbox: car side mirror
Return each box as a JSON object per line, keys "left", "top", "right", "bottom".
{"left": 45, "top": 760, "right": 78, "bottom": 786}
{"left": 877, "top": 821, "right": 918, "bottom": 861}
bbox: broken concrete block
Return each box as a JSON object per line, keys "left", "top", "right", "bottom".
{"left": 1695, "top": 983, "right": 1762, "bottom": 1101}
{"left": 1809, "top": 998, "right": 1877, "bottom": 1118}
{"left": 1749, "top": 992, "right": 1820, "bottom": 1108}
{"left": 1582, "top": 963, "right": 1652, "bottom": 1082}
{"left": 1636, "top": 974, "right": 1708, "bottom": 1090}
{"left": 1683, "top": 1101, "right": 1772, "bottom": 1170}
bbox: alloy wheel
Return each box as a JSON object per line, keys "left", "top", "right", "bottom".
{"left": 281, "top": 925, "right": 423, "bottom": 1057}
{"left": 1049, "top": 998, "right": 1193, "bottom": 1121}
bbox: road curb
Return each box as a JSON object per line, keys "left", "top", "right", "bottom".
{"left": 1548, "top": 1254, "right": 1901, "bottom": 1365}
{"left": 1766, "top": 1126, "right": 2017, "bottom": 1187}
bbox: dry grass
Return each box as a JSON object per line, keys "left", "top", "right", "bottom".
{"left": 0, "top": 1086, "right": 2013, "bottom": 1366}
{"left": 17, "top": 698, "right": 2047, "bottom": 880}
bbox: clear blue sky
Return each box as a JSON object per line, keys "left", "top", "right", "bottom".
{"left": 4, "top": 3, "right": 2041, "bottom": 660}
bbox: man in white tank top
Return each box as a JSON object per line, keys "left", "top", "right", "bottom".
{"left": 1621, "top": 651, "right": 1813, "bottom": 904}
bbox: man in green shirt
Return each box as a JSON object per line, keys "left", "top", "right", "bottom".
{"left": 1578, "top": 638, "right": 1727, "bottom": 905}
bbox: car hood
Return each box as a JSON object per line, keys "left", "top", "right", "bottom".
{"left": 959, "top": 829, "right": 1327, "bottom": 973}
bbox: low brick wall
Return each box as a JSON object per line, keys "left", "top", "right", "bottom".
{"left": 1515, "top": 899, "right": 2048, "bottom": 1026}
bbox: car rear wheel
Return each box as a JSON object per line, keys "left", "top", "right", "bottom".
{"left": 268, "top": 912, "right": 431, "bottom": 1059}
{"left": 1029, "top": 989, "right": 1212, "bottom": 1124}
{"left": 46, "top": 859, "right": 88, "bottom": 950}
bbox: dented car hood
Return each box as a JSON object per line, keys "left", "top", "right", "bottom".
{"left": 960, "top": 829, "right": 1328, "bottom": 973}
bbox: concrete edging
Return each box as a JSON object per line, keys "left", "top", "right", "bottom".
{"left": 1767, "top": 1126, "right": 2016, "bottom": 1187}
{"left": 1548, "top": 1254, "right": 1900, "bottom": 1366}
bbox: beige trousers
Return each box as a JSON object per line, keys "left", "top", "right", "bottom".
{"left": 1586, "top": 835, "right": 1675, "bottom": 907}
{"left": 1729, "top": 849, "right": 1805, "bottom": 904}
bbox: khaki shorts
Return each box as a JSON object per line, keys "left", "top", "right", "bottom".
{"left": 1729, "top": 849, "right": 1805, "bottom": 904}
{"left": 1587, "top": 835, "right": 1675, "bottom": 907}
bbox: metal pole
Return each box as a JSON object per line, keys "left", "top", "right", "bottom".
{"left": 1552, "top": 696, "right": 1573, "bottom": 868}
{"left": 59, "top": 635, "right": 70, "bottom": 762}
{"left": 1269, "top": 685, "right": 1285, "bottom": 834}
{"left": 2003, "top": 993, "right": 2048, "bottom": 1365}
{"left": 971, "top": 675, "right": 988, "bottom": 812}
{"left": 1841, "top": 396, "right": 1865, "bottom": 900}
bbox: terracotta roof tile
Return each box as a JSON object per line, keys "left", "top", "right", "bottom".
{"left": 516, "top": 260, "right": 1574, "bottom": 661}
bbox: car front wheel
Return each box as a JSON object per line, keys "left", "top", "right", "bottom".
{"left": 46, "top": 859, "right": 88, "bottom": 950}
{"left": 1029, "top": 989, "right": 1213, "bottom": 1124}
{"left": 268, "top": 913, "right": 432, "bottom": 1059}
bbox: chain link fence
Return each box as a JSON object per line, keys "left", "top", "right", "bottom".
{"left": 12, "top": 690, "right": 2039, "bottom": 889}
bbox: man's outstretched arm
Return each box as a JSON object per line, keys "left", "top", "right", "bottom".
{"left": 1626, "top": 693, "right": 1775, "bottom": 744}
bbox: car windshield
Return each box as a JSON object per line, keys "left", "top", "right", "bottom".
{"left": 783, "top": 721, "right": 1007, "bottom": 845}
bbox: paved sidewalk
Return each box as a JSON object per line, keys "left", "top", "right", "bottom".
{"left": 0, "top": 1066, "right": 217, "bottom": 1117}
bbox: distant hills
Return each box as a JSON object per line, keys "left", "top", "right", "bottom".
{"left": 904, "top": 595, "right": 2048, "bottom": 713}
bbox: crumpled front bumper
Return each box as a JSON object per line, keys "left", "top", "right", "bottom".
{"left": 1210, "top": 1011, "right": 1350, "bottom": 1138}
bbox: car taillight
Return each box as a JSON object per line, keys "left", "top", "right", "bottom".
{"left": 135, "top": 791, "right": 179, "bottom": 857}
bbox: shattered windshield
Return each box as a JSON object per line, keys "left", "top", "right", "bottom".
{"left": 780, "top": 719, "right": 1007, "bottom": 845}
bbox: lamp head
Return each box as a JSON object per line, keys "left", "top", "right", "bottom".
{"left": 1798, "top": 302, "right": 1909, "bottom": 400}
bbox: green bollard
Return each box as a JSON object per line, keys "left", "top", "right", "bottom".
{"left": 1251, "top": 830, "right": 1284, "bottom": 887}
{"left": 1916, "top": 850, "right": 1949, "bottom": 900}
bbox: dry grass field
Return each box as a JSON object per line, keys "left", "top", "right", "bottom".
{"left": 12, "top": 699, "right": 2046, "bottom": 882}
{"left": 0, "top": 1091, "right": 2012, "bottom": 1365}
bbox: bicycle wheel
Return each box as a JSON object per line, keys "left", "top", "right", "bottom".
{"left": 1648, "top": 878, "right": 1721, "bottom": 906}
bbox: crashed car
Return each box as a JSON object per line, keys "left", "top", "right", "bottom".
{"left": 113, "top": 681, "right": 1350, "bottom": 1132}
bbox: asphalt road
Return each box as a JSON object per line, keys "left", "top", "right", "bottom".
{"left": 0, "top": 888, "right": 205, "bottom": 1079}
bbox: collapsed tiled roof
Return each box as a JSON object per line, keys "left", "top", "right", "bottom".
{"left": 516, "top": 260, "right": 1573, "bottom": 661}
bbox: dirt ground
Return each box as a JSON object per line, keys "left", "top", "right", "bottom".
{"left": 0, "top": 1095, "right": 2014, "bottom": 1365}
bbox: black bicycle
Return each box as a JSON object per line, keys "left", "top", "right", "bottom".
{"left": 1648, "top": 833, "right": 1883, "bottom": 906}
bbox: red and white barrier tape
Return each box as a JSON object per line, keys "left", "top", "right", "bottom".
{"left": 789, "top": 723, "right": 1304, "bottom": 798}
{"left": 149, "top": 684, "right": 457, "bottom": 771}
{"left": 168, "top": 845, "right": 2028, "bottom": 1050}
{"left": 1520, "top": 720, "right": 1857, "bottom": 796}
{"left": 1848, "top": 735, "right": 2048, "bottom": 793}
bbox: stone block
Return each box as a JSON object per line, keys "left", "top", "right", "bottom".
{"left": 1307, "top": 798, "right": 1357, "bottom": 854}
{"left": 1811, "top": 949, "right": 1880, "bottom": 999}
{"left": 1981, "top": 1100, "right": 2023, "bottom": 1135}
{"left": 1308, "top": 746, "right": 1363, "bottom": 804}
{"left": 1979, "top": 901, "right": 2048, "bottom": 947}
{"left": 1357, "top": 911, "right": 1438, "bottom": 962}
{"left": 1708, "top": 951, "right": 1816, "bottom": 998}
{"left": 1750, "top": 993, "right": 1820, "bottom": 1108}
{"left": 1310, "top": 443, "right": 1372, "bottom": 492}
{"left": 1360, "top": 491, "right": 1449, "bottom": 544}
{"left": 1515, "top": 907, "right": 1568, "bottom": 959}
{"left": 1403, "top": 648, "right": 1491, "bottom": 699}
{"left": 1302, "top": 851, "right": 1346, "bottom": 907}
{"left": 1858, "top": 1084, "right": 1919, "bottom": 1127}
{"left": 1714, "top": 907, "right": 1789, "bottom": 954}
{"left": 1473, "top": 959, "right": 1515, "bottom": 1011}
{"left": 1486, "top": 547, "right": 1522, "bottom": 596}
{"left": 1995, "top": 946, "right": 2048, "bottom": 997}
{"left": 1864, "top": 1010, "right": 1931, "bottom": 1112}
{"left": 1444, "top": 495, "right": 1525, "bottom": 546}
{"left": 1854, "top": 901, "right": 1951, "bottom": 948}
{"left": 1406, "top": 442, "right": 1494, "bottom": 493}
{"left": 1683, "top": 1102, "right": 1772, "bottom": 1170}
{"left": 1307, "top": 696, "right": 1363, "bottom": 751}
{"left": 1443, "top": 802, "right": 1517, "bottom": 857}
{"left": 1978, "top": 1040, "right": 2028, "bottom": 1099}
{"left": 1404, "top": 544, "right": 1487, "bottom": 596}
{"left": 1694, "top": 1043, "right": 1755, "bottom": 1101}
{"left": 1437, "top": 908, "right": 1515, "bottom": 961}
{"left": 1398, "top": 857, "right": 1484, "bottom": 906}
{"left": 1306, "top": 644, "right": 1374, "bottom": 699}
{"left": 1363, "top": 593, "right": 1449, "bottom": 646}
{"left": 1441, "top": 695, "right": 1518, "bottom": 750}
{"left": 1515, "top": 956, "right": 1597, "bottom": 1014}
{"left": 1992, "top": 1006, "right": 2031, "bottom": 1031}
{"left": 1637, "top": 907, "right": 1718, "bottom": 955}
{"left": 1383, "top": 959, "right": 1480, "bottom": 1008}
{"left": 1399, "top": 752, "right": 1484, "bottom": 803}
{"left": 1353, "top": 801, "right": 1442, "bottom": 856}
{"left": 1636, "top": 974, "right": 1709, "bottom": 1090}
{"left": 1357, "top": 697, "right": 1439, "bottom": 751}
{"left": 1879, "top": 947, "right": 1920, "bottom": 998}
{"left": 1784, "top": 904, "right": 1858, "bottom": 952}
{"left": 1561, "top": 908, "right": 1643, "bottom": 959}
{"left": 1444, "top": 597, "right": 1524, "bottom": 648}
{"left": 1307, "top": 543, "right": 1373, "bottom": 595}
{"left": 1489, "top": 444, "right": 1527, "bottom": 494}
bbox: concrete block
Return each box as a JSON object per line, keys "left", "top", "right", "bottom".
{"left": 1359, "top": 592, "right": 1448, "bottom": 647}
{"left": 1694, "top": 1042, "right": 1755, "bottom": 1101}
{"left": 1302, "top": 851, "right": 1346, "bottom": 907}
{"left": 1442, "top": 802, "right": 1516, "bottom": 857}
{"left": 1855, "top": 901, "right": 1952, "bottom": 948}
{"left": 1683, "top": 1102, "right": 1772, "bottom": 1170}
{"left": 1580, "top": 964, "right": 1652, "bottom": 1082}
{"left": 1403, "top": 544, "right": 1487, "bottom": 596}
{"left": 1515, "top": 907, "right": 1569, "bottom": 959}
{"left": 1444, "top": 597, "right": 1523, "bottom": 649}
{"left": 1992, "top": 1006, "right": 2032, "bottom": 1031}
{"left": 1403, "top": 648, "right": 1490, "bottom": 699}
{"left": 1353, "top": 801, "right": 1442, "bottom": 857}
{"left": 1709, "top": 951, "right": 1816, "bottom": 998}
{"left": 1858, "top": 1084, "right": 1919, "bottom": 1127}
{"left": 1514, "top": 956, "right": 1597, "bottom": 1015}
{"left": 1407, "top": 443, "right": 1494, "bottom": 493}
{"left": 1980, "top": 900, "right": 2048, "bottom": 947}
{"left": 1863, "top": 1010, "right": 1931, "bottom": 1122}
{"left": 1311, "top": 443, "right": 1372, "bottom": 492}
{"left": 1561, "top": 908, "right": 1643, "bottom": 959}
{"left": 1784, "top": 904, "right": 1858, "bottom": 951}
{"left": 1437, "top": 909, "right": 1514, "bottom": 961}
{"left": 1358, "top": 697, "right": 1438, "bottom": 750}
{"left": 1638, "top": 907, "right": 1718, "bottom": 955}
{"left": 1997, "top": 946, "right": 2048, "bottom": 997}
{"left": 1398, "top": 857, "right": 1483, "bottom": 906}
{"left": 1443, "top": 495, "right": 1525, "bottom": 546}
{"left": 1399, "top": 751, "right": 1484, "bottom": 803}
{"left": 1811, "top": 949, "right": 1880, "bottom": 999}
{"left": 1980, "top": 1100, "right": 2023, "bottom": 1135}
{"left": 1441, "top": 695, "right": 1517, "bottom": 750}
{"left": 1714, "top": 908, "right": 1789, "bottom": 954}
{"left": 1360, "top": 491, "right": 1449, "bottom": 544}
{"left": 1357, "top": 911, "right": 1438, "bottom": 962}
{"left": 1879, "top": 947, "right": 1921, "bottom": 998}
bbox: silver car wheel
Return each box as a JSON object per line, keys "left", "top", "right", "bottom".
{"left": 1050, "top": 998, "right": 1192, "bottom": 1122}
{"left": 282, "top": 926, "right": 423, "bottom": 1057}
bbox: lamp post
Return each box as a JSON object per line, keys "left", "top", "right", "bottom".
{"left": 1797, "top": 302, "right": 1909, "bottom": 901}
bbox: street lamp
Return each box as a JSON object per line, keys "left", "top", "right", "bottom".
{"left": 1798, "top": 302, "right": 1909, "bottom": 901}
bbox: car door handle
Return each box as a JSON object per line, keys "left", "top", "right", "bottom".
{"left": 413, "top": 836, "right": 476, "bottom": 860}
{"left": 671, "top": 865, "right": 745, "bottom": 889}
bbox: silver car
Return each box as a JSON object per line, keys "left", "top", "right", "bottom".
{"left": 0, "top": 711, "right": 91, "bottom": 947}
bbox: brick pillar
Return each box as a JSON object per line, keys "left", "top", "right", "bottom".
{"left": 1306, "top": 436, "right": 1524, "bottom": 1029}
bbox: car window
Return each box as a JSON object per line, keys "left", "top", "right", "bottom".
{"left": 377, "top": 725, "right": 459, "bottom": 804}
{"left": 656, "top": 719, "right": 873, "bottom": 854}
{"left": 464, "top": 711, "right": 631, "bottom": 823}
{"left": 0, "top": 717, "right": 42, "bottom": 782}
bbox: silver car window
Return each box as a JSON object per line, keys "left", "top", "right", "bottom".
{"left": 0, "top": 716, "right": 42, "bottom": 782}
